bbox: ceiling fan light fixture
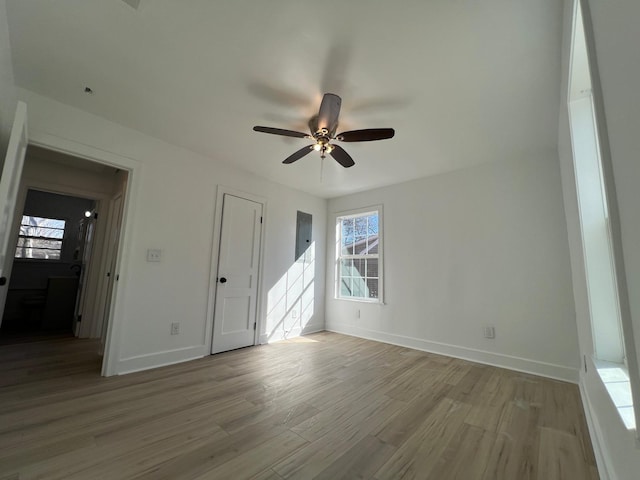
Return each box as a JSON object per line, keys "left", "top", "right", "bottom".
{"left": 252, "top": 93, "right": 395, "bottom": 168}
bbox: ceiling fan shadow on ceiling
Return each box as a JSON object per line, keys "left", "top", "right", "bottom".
{"left": 253, "top": 93, "right": 395, "bottom": 168}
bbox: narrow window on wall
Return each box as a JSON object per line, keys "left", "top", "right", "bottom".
{"left": 568, "top": 0, "right": 637, "bottom": 430}
{"left": 15, "top": 216, "right": 66, "bottom": 260}
{"left": 336, "top": 208, "right": 382, "bottom": 302}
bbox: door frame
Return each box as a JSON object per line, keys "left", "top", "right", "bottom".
{"left": 206, "top": 186, "right": 267, "bottom": 354}
{"left": 27, "top": 131, "right": 140, "bottom": 376}
{"left": 0, "top": 102, "right": 28, "bottom": 327}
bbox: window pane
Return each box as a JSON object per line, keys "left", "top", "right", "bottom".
{"left": 366, "top": 258, "right": 379, "bottom": 278}
{"left": 21, "top": 216, "right": 65, "bottom": 229}
{"left": 354, "top": 236, "right": 367, "bottom": 254}
{"left": 19, "top": 225, "right": 65, "bottom": 239}
{"left": 340, "top": 259, "right": 353, "bottom": 275}
{"left": 353, "top": 259, "right": 365, "bottom": 279}
{"left": 17, "top": 238, "right": 62, "bottom": 249}
{"left": 352, "top": 277, "right": 367, "bottom": 297}
{"left": 354, "top": 216, "right": 368, "bottom": 237}
{"left": 341, "top": 218, "right": 354, "bottom": 255}
{"left": 368, "top": 237, "right": 379, "bottom": 254}
{"left": 15, "top": 247, "right": 61, "bottom": 260}
{"left": 366, "top": 278, "right": 379, "bottom": 299}
{"left": 366, "top": 214, "right": 378, "bottom": 235}
{"left": 340, "top": 276, "right": 352, "bottom": 297}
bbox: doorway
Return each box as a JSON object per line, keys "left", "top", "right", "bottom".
{"left": 1, "top": 189, "right": 96, "bottom": 339}
{"left": 211, "top": 191, "right": 264, "bottom": 354}
{"left": 0, "top": 144, "right": 129, "bottom": 374}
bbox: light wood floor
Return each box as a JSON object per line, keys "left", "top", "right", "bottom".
{"left": 0, "top": 332, "right": 598, "bottom": 479}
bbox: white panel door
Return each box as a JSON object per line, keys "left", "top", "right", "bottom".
{"left": 0, "top": 102, "right": 28, "bottom": 326}
{"left": 212, "top": 194, "right": 262, "bottom": 354}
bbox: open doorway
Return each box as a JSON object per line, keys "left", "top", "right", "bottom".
{"left": 0, "top": 145, "right": 128, "bottom": 374}
{"left": 1, "top": 189, "right": 96, "bottom": 338}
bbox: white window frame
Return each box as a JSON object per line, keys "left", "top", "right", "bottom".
{"left": 335, "top": 205, "right": 383, "bottom": 303}
{"left": 568, "top": 0, "right": 639, "bottom": 434}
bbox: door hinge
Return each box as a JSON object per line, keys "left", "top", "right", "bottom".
{"left": 254, "top": 322, "right": 257, "bottom": 330}
{"left": 116, "top": 274, "right": 119, "bottom": 281}
{"left": 260, "top": 216, "right": 263, "bottom": 224}
{"left": 77, "top": 314, "right": 82, "bottom": 323}
{"left": 94, "top": 212, "right": 98, "bottom": 219}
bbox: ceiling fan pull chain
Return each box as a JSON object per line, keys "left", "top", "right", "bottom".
{"left": 320, "top": 156, "right": 325, "bottom": 183}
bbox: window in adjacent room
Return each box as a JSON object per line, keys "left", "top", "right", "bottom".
{"left": 15, "top": 216, "right": 66, "bottom": 260}
{"left": 336, "top": 207, "right": 382, "bottom": 302}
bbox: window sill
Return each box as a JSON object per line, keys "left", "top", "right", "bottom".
{"left": 335, "top": 297, "right": 384, "bottom": 305}
{"left": 594, "top": 358, "right": 636, "bottom": 430}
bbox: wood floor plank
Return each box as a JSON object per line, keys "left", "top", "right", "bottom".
{"left": 190, "top": 430, "right": 308, "bottom": 480}
{"left": 373, "top": 398, "right": 472, "bottom": 480}
{"left": 313, "top": 434, "right": 396, "bottom": 480}
{"left": 429, "top": 423, "right": 497, "bottom": 480}
{"left": 0, "top": 331, "right": 599, "bottom": 480}
{"left": 537, "top": 427, "right": 599, "bottom": 480}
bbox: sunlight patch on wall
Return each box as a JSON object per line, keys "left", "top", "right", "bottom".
{"left": 266, "top": 242, "right": 315, "bottom": 341}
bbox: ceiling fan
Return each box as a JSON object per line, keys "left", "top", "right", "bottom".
{"left": 253, "top": 93, "right": 395, "bottom": 168}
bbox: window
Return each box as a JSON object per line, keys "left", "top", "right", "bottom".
{"left": 568, "top": 0, "right": 637, "bottom": 431}
{"left": 336, "top": 208, "right": 382, "bottom": 301}
{"left": 15, "top": 216, "right": 66, "bottom": 260}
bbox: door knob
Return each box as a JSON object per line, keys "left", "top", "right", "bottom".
{"left": 219, "top": 277, "right": 227, "bottom": 284}
{"left": 0, "top": 277, "right": 6, "bottom": 286}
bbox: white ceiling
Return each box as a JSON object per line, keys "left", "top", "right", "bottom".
{"left": 6, "top": 0, "right": 563, "bottom": 198}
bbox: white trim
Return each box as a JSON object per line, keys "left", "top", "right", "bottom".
{"left": 117, "top": 345, "right": 206, "bottom": 375}
{"left": 205, "top": 186, "right": 267, "bottom": 354}
{"left": 579, "top": 380, "right": 615, "bottom": 480}
{"left": 333, "top": 204, "right": 384, "bottom": 303}
{"left": 326, "top": 322, "right": 579, "bottom": 383}
{"left": 27, "top": 129, "right": 141, "bottom": 377}
{"left": 569, "top": 0, "right": 640, "bottom": 438}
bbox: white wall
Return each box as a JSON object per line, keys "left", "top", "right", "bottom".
{"left": 0, "top": 0, "right": 17, "bottom": 159}
{"left": 326, "top": 152, "right": 580, "bottom": 382}
{"left": 17, "top": 88, "right": 327, "bottom": 374}
{"left": 557, "top": 1, "right": 640, "bottom": 479}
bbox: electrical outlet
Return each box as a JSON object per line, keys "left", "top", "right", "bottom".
{"left": 147, "top": 249, "right": 162, "bottom": 262}
{"left": 483, "top": 326, "right": 495, "bottom": 339}
{"left": 170, "top": 322, "right": 180, "bottom": 335}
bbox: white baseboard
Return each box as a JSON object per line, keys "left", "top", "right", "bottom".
{"left": 579, "top": 380, "right": 614, "bottom": 480}
{"left": 326, "top": 322, "right": 579, "bottom": 383}
{"left": 117, "top": 345, "right": 206, "bottom": 375}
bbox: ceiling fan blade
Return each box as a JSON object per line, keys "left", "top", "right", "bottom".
{"left": 283, "top": 145, "right": 314, "bottom": 164}
{"left": 329, "top": 144, "right": 355, "bottom": 168}
{"left": 253, "top": 126, "right": 309, "bottom": 138}
{"left": 336, "top": 128, "right": 395, "bottom": 142}
{"left": 316, "top": 93, "right": 342, "bottom": 133}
